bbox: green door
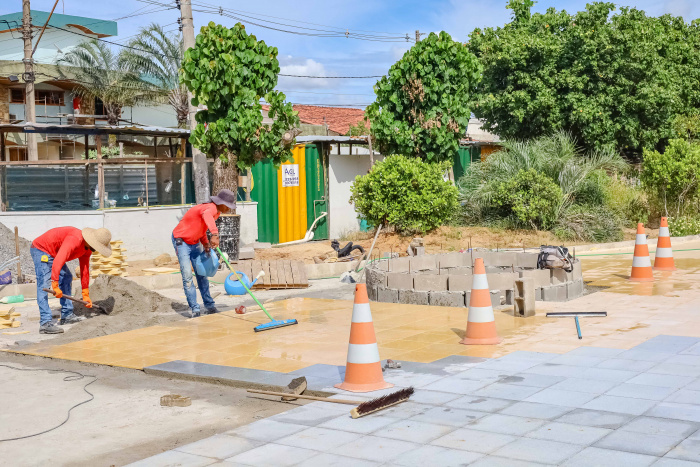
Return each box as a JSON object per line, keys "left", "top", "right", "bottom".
{"left": 305, "top": 144, "right": 328, "bottom": 240}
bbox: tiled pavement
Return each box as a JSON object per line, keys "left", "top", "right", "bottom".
{"left": 130, "top": 335, "right": 700, "bottom": 466}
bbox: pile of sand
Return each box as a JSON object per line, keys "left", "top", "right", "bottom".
{"left": 47, "top": 275, "right": 189, "bottom": 345}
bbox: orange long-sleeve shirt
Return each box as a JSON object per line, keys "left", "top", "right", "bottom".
{"left": 31, "top": 227, "right": 92, "bottom": 289}
{"left": 172, "top": 203, "right": 220, "bottom": 245}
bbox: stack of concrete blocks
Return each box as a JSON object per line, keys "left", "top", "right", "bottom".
{"left": 365, "top": 250, "right": 585, "bottom": 308}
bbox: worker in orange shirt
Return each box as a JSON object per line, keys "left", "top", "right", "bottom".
{"left": 172, "top": 189, "right": 235, "bottom": 318}
{"left": 30, "top": 227, "right": 113, "bottom": 334}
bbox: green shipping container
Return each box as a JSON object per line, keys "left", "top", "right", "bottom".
{"left": 453, "top": 146, "right": 482, "bottom": 181}
{"left": 305, "top": 144, "right": 329, "bottom": 241}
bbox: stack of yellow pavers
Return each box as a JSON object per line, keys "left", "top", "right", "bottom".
{"left": 90, "top": 240, "right": 129, "bottom": 278}
{"left": 0, "top": 304, "right": 20, "bottom": 329}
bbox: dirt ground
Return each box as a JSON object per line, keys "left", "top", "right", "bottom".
{"left": 0, "top": 353, "right": 304, "bottom": 466}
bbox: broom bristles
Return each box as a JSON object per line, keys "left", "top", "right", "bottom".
{"left": 353, "top": 387, "right": 414, "bottom": 417}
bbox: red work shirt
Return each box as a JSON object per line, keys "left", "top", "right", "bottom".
{"left": 31, "top": 226, "right": 92, "bottom": 289}
{"left": 172, "top": 203, "right": 220, "bottom": 245}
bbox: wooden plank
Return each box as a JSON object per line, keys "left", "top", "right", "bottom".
{"left": 236, "top": 261, "right": 252, "bottom": 282}
{"left": 276, "top": 261, "right": 288, "bottom": 289}
{"left": 250, "top": 260, "right": 263, "bottom": 284}
{"left": 262, "top": 260, "right": 271, "bottom": 287}
{"left": 290, "top": 261, "right": 302, "bottom": 287}
{"left": 283, "top": 261, "right": 294, "bottom": 289}
{"left": 295, "top": 260, "right": 309, "bottom": 287}
{"left": 269, "top": 260, "right": 279, "bottom": 287}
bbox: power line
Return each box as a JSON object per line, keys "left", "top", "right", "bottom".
{"left": 279, "top": 73, "right": 383, "bottom": 79}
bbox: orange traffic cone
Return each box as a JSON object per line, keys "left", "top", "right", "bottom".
{"left": 461, "top": 258, "right": 502, "bottom": 345}
{"left": 654, "top": 217, "right": 675, "bottom": 271}
{"left": 335, "top": 284, "right": 393, "bottom": 393}
{"left": 630, "top": 223, "right": 654, "bottom": 282}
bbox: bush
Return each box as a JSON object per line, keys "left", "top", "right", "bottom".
{"left": 604, "top": 177, "right": 649, "bottom": 225}
{"left": 350, "top": 155, "right": 459, "bottom": 234}
{"left": 668, "top": 216, "right": 700, "bottom": 237}
{"left": 554, "top": 204, "right": 623, "bottom": 243}
{"left": 493, "top": 169, "right": 562, "bottom": 229}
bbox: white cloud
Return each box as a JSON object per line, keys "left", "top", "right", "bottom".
{"left": 277, "top": 56, "right": 331, "bottom": 89}
{"left": 662, "top": 0, "right": 693, "bottom": 16}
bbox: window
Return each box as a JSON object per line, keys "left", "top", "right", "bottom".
{"left": 10, "top": 89, "right": 24, "bottom": 104}
{"left": 8, "top": 147, "right": 27, "bottom": 161}
{"left": 35, "top": 90, "right": 64, "bottom": 106}
{"left": 95, "top": 98, "right": 105, "bottom": 116}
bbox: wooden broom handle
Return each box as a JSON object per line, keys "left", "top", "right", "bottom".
{"left": 247, "top": 389, "right": 358, "bottom": 405}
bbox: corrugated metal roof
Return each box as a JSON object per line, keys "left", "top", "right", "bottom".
{"left": 0, "top": 123, "right": 190, "bottom": 137}
{"left": 295, "top": 135, "right": 369, "bottom": 144}
{"left": 0, "top": 11, "right": 117, "bottom": 37}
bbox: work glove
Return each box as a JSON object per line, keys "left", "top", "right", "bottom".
{"left": 82, "top": 289, "right": 93, "bottom": 308}
{"left": 51, "top": 280, "right": 63, "bottom": 298}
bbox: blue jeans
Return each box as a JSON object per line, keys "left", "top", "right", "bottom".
{"left": 31, "top": 247, "right": 74, "bottom": 325}
{"left": 171, "top": 235, "right": 214, "bottom": 313}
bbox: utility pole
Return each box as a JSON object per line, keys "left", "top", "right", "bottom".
{"left": 179, "top": 0, "right": 210, "bottom": 204}
{"left": 22, "top": 0, "right": 37, "bottom": 160}
{"left": 415, "top": 30, "right": 421, "bottom": 42}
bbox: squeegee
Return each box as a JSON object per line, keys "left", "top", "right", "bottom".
{"left": 215, "top": 247, "right": 298, "bottom": 332}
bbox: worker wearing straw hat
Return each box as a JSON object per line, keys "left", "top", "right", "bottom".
{"left": 172, "top": 189, "right": 236, "bottom": 318}
{"left": 30, "top": 227, "right": 113, "bottom": 334}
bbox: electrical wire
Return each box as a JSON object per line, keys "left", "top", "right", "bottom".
{"left": 0, "top": 364, "right": 97, "bottom": 442}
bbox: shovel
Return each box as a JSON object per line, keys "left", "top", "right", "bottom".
{"left": 42, "top": 288, "right": 108, "bottom": 314}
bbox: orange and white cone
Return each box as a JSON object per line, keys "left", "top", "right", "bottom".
{"left": 654, "top": 217, "right": 675, "bottom": 271}
{"left": 461, "top": 258, "right": 502, "bottom": 345}
{"left": 630, "top": 223, "right": 654, "bottom": 282}
{"left": 335, "top": 284, "right": 393, "bottom": 393}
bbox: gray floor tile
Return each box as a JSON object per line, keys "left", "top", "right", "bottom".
{"left": 276, "top": 427, "right": 362, "bottom": 450}
{"left": 647, "top": 403, "right": 700, "bottom": 423}
{"left": 491, "top": 438, "right": 583, "bottom": 464}
{"left": 499, "top": 351, "right": 560, "bottom": 362}
{"left": 523, "top": 364, "right": 582, "bottom": 378}
{"left": 598, "top": 358, "right": 657, "bottom": 372}
{"left": 382, "top": 373, "right": 446, "bottom": 388}
{"left": 634, "top": 336, "right": 700, "bottom": 355}
{"left": 175, "top": 434, "right": 262, "bottom": 459}
{"left": 621, "top": 417, "right": 699, "bottom": 438}
{"left": 128, "top": 450, "right": 217, "bottom": 467}
{"left": 498, "top": 373, "right": 565, "bottom": 388}
{"left": 580, "top": 367, "right": 639, "bottom": 383}
{"left": 377, "top": 419, "right": 458, "bottom": 444}
{"left": 410, "top": 406, "right": 488, "bottom": 427}
{"left": 225, "top": 443, "right": 318, "bottom": 466}
{"left": 409, "top": 390, "right": 463, "bottom": 406}
{"left": 334, "top": 435, "right": 419, "bottom": 462}
{"left": 666, "top": 389, "right": 700, "bottom": 405}
{"left": 431, "top": 428, "right": 517, "bottom": 454}
{"left": 565, "top": 346, "right": 624, "bottom": 358}
{"left": 422, "top": 376, "right": 491, "bottom": 394}
{"left": 562, "top": 446, "right": 659, "bottom": 466}
{"left": 524, "top": 388, "right": 597, "bottom": 408}
{"left": 455, "top": 368, "right": 514, "bottom": 382}
{"left": 475, "top": 359, "right": 541, "bottom": 373}
{"left": 268, "top": 406, "right": 343, "bottom": 427}
{"left": 526, "top": 421, "right": 611, "bottom": 445}
{"left": 226, "top": 419, "right": 307, "bottom": 442}
{"left": 666, "top": 355, "right": 700, "bottom": 367}
{"left": 607, "top": 383, "right": 678, "bottom": 401}
{"left": 500, "top": 401, "right": 574, "bottom": 420}
{"left": 686, "top": 379, "right": 700, "bottom": 391}
{"left": 583, "top": 395, "right": 658, "bottom": 415}
{"left": 617, "top": 349, "right": 675, "bottom": 363}
{"left": 649, "top": 364, "right": 700, "bottom": 378}
{"left": 555, "top": 408, "right": 635, "bottom": 429}
{"left": 296, "top": 453, "right": 380, "bottom": 467}
{"left": 595, "top": 430, "right": 686, "bottom": 457}
{"left": 378, "top": 402, "right": 434, "bottom": 420}
{"left": 472, "top": 383, "right": 544, "bottom": 401}
{"left": 392, "top": 445, "right": 483, "bottom": 467}
{"left": 289, "top": 364, "right": 346, "bottom": 379}
{"left": 318, "top": 413, "right": 397, "bottom": 434}
{"left": 682, "top": 343, "right": 700, "bottom": 356}
{"left": 468, "top": 413, "right": 546, "bottom": 436}
{"left": 548, "top": 355, "right": 606, "bottom": 367}
{"left": 653, "top": 458, "right": 700, "bottom": 467}
{"left": 549, "top": 378, "right": 618, "bottom": 395}
{"left": 445, "top": 396, "right": 514, "bottom": 413}
{"left": 666, "top": 438, "right": 700, "bottom": 462}
{"left": 432, "top": 355, "right": 490, "bottom": 367}
{"left": 469, "top": 456, "right": 552, "bottom": 467}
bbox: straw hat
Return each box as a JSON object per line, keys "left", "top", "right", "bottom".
{"left": 82, "top": 227, "right": 112, "bottom": 257}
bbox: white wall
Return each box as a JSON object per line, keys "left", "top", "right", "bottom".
{"left": 328, "top": 152, "right": 384, "bottom": 239}
{"left": 0, "top": 202, "right": 259, "bottom": 260}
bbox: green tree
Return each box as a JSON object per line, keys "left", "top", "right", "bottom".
{"left": 57, "top": 40, "right": 148, "bottom": 127}
{"left": 121, "top": 24, "right": 188, "bottom": 128}
{"left": 346, "top": 119, "right": 370, "bottom": 137}
{"left": 469, "top": 1, "right": 700, "bottom": 155}
{"left": 180, "top": 22, "right": 300, "bottom": 194}
{"left": 366, "top": 31, "right": 481, "bottom": 162}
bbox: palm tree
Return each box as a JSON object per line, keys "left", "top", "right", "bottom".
{"left": 120, "top": 24, "right": 188, "bottom": 128}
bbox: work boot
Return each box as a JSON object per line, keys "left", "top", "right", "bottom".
{"left": 191, "top": 310, "right": 201, "bottom": 318}
{"left": 205, "top": 306, "right": 220, "bottom": 314}
{"left": 59, "top": 314, "right": 86, "bottom": 325}
{"left": 40, "top": 322, "right": 64, "bottom": 334}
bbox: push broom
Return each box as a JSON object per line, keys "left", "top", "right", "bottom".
{"left": 215, "top": 247, "right": 298, "bottom": 332}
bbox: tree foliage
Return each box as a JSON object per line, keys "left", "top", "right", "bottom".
{"left": 350, "top": 155, "right": 459, "bottom": 234}
{"left": 493, "top": 168, "right": 562, "bottom": 229}
{"left": 468, "top": 1, "right": 700, "bottom": 155}
{"left": 366, "top": 31, "right": 481, "bottom": 162}
{"left": 180, "top": 22, "right": 299, "bottom": 192}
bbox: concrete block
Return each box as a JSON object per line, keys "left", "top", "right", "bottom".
{"left": 377, "top": 287, "right": 399, "bottom": 303}
{"left": 516, "top": 253, "right": 538, "bottom": 269}
{"left": 414, "top": 246, "right": 426, "bottom": 256}
{"left": 386, "top": 272, "right": 414, "bottom": 290}
{"left": 486, "top": 272, "right": 518, "bottom": 292}
{"left": 387, "top": 257, "right": 410, "bottom": 273}
{"left": 535, "top": 287, "right": 544, "bottom": 301}
{"left": 572, "top": 260, "right": 583, "bottom": 282}
{"left": 239, "top": 247, "right": 255, "bottom": 260}
{"left": 505, "top": 289, "right": 515, "bottom": 306}
{"left": 414, "top": 274, "right": 448, "bottom": 291}
{"left": 429, "top": 291, "right": 465, "bottom": 307}
{"left": 448, "top": 274, "right": 473, "bottom": 292}
{"left": 519, "top": 269, "right": 551, "bottom": 288}
{"left": 542, "top": 284, "right": 568, "bottom": 302}
{"left": 464, "top": 290, "right": 471, "bottom": 306}
{"left": 493, "top": 251, "right": 518, "bottom": 267}
{"left": 439, "top": 252, "right": 468, "bottom": 269}
{"left": 366, "top": 269, "right": 387, "bottom": 289}
{"left": 367, "top": 284, "right": 378, "bottom": 301}
{"left": 417, "top": 269, "right": 439, "bottom": 275}
{"left": 551, "top": 268, "right": 573, "bottom": 285}
{"left": 473, "top": 251, "right": 495, "bottom": 266}
{"left": 567, "top": 279, "right": 584, "bottom": 300}
{"left": 410, "top": 255, "right": 437, "bottom": 272}
{"left": 514, "top": 277, "right": 536, "bottom": 317}
{"left": 399, "top": 289, "right": 429, "bottom": 305}
{"left": 490, "top": 290, "right": 502, "bottom": 308}
{"left": 445, "top": 266, "right": 472, "bottom": 275}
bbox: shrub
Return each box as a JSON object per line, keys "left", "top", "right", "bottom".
{"left": 604, "top": 177, "right": 649, "bottom": 225}
{"left": 668, "top": 216, "right": 700, "bottom": 237}
{"left": 493, "top": 169, "right": 563, "bottom": 229}
{"left": 554, "top": 204, "right": 623, "bottom": 243}
{"left": 350, "top": 155, "right": 459, "bottom": 234}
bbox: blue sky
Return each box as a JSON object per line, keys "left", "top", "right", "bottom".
{"left": 3, "top": 0, "right": 699, "bottom": 107}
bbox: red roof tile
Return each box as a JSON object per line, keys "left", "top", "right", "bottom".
{"left": 262, "top": 104, "right": 369, "bottom": 135}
